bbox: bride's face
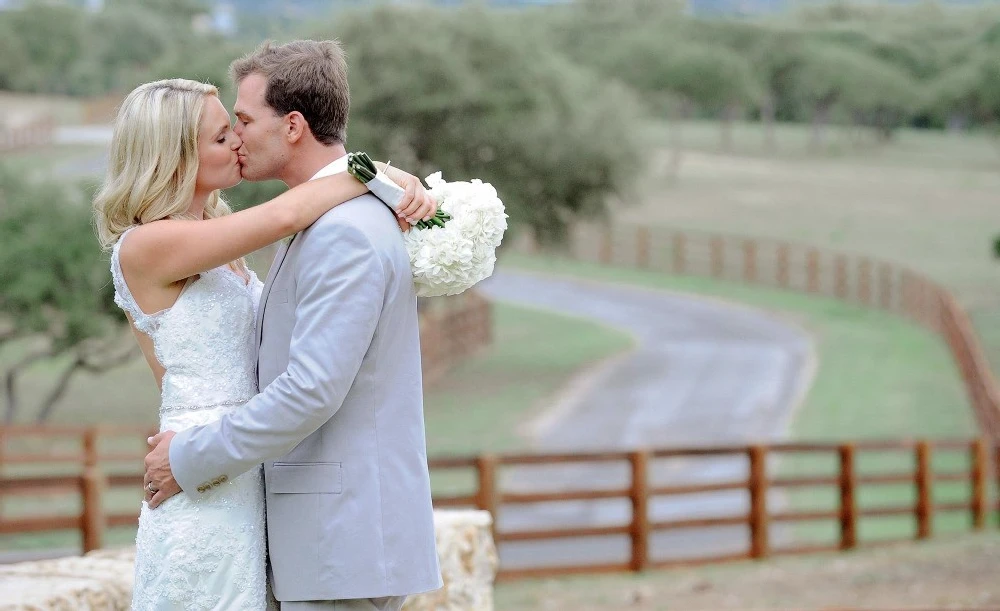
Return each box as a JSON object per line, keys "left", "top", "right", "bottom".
{"left": 195, "top": 95, "right": 243, "bottom": 194}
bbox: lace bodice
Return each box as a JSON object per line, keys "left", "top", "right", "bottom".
{"left": 110, "top": 227, "right": 263, "bottom": 422}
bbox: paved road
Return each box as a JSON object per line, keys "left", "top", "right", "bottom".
{"left": 477, "top": 270, "right": 815, "bottom": 569}
{"left": 52, "top": 125, "right": 112, "bottom": 179}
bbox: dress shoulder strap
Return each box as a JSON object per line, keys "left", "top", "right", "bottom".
{"left": 110, "top": 227, "right": 159, "bottom": 336}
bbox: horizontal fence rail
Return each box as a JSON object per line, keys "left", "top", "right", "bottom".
{"left": 1, "top": 427, "right": 997, "bottom": 580}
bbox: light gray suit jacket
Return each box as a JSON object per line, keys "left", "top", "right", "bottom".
{"left": 170, "top": 194, "right": 442, "bottom": 602}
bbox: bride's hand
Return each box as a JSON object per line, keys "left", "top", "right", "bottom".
{"left": 382, "top": 166, "right": 437, "bottom": 231}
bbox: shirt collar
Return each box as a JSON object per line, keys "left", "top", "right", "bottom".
{"left": 308, "top": 154, "right": 349, "bottom": 181}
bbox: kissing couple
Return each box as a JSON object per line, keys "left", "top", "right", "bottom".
{"left": 94, "top": 39, "right": 442, "bottom": 610}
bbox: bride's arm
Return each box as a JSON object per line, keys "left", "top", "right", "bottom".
{"left": 121, "top": 171, "right": 432, "bottom": 286}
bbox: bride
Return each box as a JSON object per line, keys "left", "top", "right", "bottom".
{"left": 92, "top": 78, "right": 434, "bottom": 610}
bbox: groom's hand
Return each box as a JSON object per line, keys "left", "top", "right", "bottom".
{"left": 144, "top": 431, "right": 181, "bottom": 509}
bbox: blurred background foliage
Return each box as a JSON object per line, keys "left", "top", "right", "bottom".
{"left": 3, "top": 0, "right": 1000, "bottom": 420}
{"left": 4, "top": 0, "right": 1000, "bottom": 238}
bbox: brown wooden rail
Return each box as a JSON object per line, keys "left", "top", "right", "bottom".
{"left": 1, "top": 427, "right": 996, "bottom": 580}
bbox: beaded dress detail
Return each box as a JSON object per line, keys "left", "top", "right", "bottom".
{"left": 111, "top": 227, "right": 270, "bottom": 610}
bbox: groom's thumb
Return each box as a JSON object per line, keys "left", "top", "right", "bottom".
{"left": 147, "top": 432, "right": 163, "bottom": 447}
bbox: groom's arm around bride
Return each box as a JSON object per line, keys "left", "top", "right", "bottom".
{"left": 143, "top": 39, "right": 442, "bottom": 607}
{"left": 169, "top": 200, "right": 441, "bottom": 602}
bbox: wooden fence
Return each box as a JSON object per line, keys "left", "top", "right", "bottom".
{"left": 0, "top": 117, "right": 55, "bottom": 153}
{"left": 1, "top": 426, "right": 996, "bottom": 580}
{"left": 545, "top": 224, "right": 1000, "bottom": 439}
{"left": 3, "top": 227, "right": 999, "bottom": 580}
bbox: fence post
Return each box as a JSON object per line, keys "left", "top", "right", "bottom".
{"left": 878, "top": 264, "right": 893, "bottom": 310}
{"left": 834, "top": 255, "right": 848, "bottom": 300}
{"left": 971, "top": 439, "right": 987, "bottom": 530}
{"left": 995, "top": 445, "right": 1000, "bottom": 529}
{"left": 629, "top": 451, "right": 650, "bottom": 572}
{"left": 599, "top": 229, "right": 612, "bottom": 264}
{"left": 711, "top": 237, "right": 724, "bottom": 278}
{"left": 777, "top": 244, "right": 789, "bottom": 288}
{"left": 748, "top": 445, "right": 769, "bottom": 559}
{"left": 806, "top": 249, "right": 820, "bottom": 293}
{"left": 839, "top": 444, "right": 857, "bottom": 550}
{"left": 858, "top": 259, "right": 872, "bottom": 306}
{"left": 81, "top": 466, "right": 106, "bottom": 553}
{"left": 743, "top": 240, "right": 757, "bottom": 284}
{"left": 0, "top": 426, "right": 6, "bottom": 476}
{"left": 636, "top": 227, "right": 650, "bottom": 270}
{"left": 83, "top": 428, "right": 99, "bottom": 468}
{"left": 476, "top": 454, "right": 498, "bottom": 540}
{"left": 915, "top": 441, "right": 933, "bottom": 540}
{"left": 672, "top": 233, "right": 686, "bottom": 275}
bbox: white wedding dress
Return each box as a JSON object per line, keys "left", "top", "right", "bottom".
{"left": 111, "top": 227, "right": 273, "bottom": 610}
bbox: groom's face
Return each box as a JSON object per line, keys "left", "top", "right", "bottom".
{"left": 233, "top": 73, "right": 289, "bottom": 183}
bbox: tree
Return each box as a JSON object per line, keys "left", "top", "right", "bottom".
{"left": 0, "top": 169, "right": 135, "bottom": 423}
{"left": 0, "top": 3, "right": 86, "bottom": 93}
{"left": 657, "top": 43, "right": 761, "bottom": 167}
{"left": 750, "top": 27, "right": 807, "bottom": 151}
{"left": 788, "top": 43, "right": 916, "bottom": 150}
{"left": 926, "top": 52, "right": 1000, "bottom": 151}
{"left": 317, "top": 5, "right": 645, "bottom": 244}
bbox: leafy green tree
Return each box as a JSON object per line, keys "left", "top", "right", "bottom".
{"left": 749, "top": 27, "right": 807, "bottom": 150}
{"left": 656, "top": 43, "right": 761, "bottom": 164}
{"left": 85, "top": 6, "right": 173, "bottom": 93}
{"left": 0, "top": 169, "right": 134, "bottom": 423}
{"left": 104, "top": 0, "right": 209, "bottom": 23}
{"left": 789, "top": 43, "right": 916, "bottom": 149}
{"left": 0, "top": 20, "right": 30, "bottom": 91}
{"left": 0, "top": 3, "right": 85, "bottom": 93}
{"left": 317, "top": 5, "right": 645, "bottom": 244}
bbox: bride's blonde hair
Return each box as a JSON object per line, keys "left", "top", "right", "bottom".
{"left": 94, "top": 79, "right": 235, "bottom": 250}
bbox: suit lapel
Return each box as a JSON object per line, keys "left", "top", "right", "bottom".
{"left": 256, "top": 236, "right": 296, "bottom": 351}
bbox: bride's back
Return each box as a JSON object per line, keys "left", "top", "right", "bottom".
{"left": 111, "top": 228, "right": 262, "bottom": 429}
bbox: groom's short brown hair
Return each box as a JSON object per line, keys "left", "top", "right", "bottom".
{"left": 230, "top": 39, "right": 350, "bottom": 145}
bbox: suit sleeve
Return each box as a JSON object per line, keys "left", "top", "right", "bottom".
{"left": 169, "top": 219, "right": 385, "bottom": 497}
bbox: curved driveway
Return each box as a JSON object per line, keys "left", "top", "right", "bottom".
{"left": 476, "top": 270, "right": 815, "bottom": 569}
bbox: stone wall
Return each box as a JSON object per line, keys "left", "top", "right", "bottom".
{"left": 0, "top": 510, "right": 497, "bottom": 611}
{"left": 419, "top": 291, "right": 493, "bottom": 387}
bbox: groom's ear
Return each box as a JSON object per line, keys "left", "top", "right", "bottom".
{"left": 284, "top": 111, "right": 308, "bottom": 144}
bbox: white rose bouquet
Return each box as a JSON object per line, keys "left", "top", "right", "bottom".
{"left": 348, "top": 153, "right": 508, "bottom": 297}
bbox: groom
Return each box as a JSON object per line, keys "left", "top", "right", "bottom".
{"left": 143, "top": 40, "right": 442, "bottom": 610}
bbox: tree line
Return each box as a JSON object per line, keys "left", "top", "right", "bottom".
{"left": 2, "top": 0, "right": 999, "bottom": 421}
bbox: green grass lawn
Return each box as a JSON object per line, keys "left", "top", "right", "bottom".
{"left": 627, "top": 119, "right": 1000, "bottom": 383}
{"left": 423, "top": 302, "right": 633, "bottom": 456}
{"left": 500, "top": 252, "right": 984, "bottom": 542}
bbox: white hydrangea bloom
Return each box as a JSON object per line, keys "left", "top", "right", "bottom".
{"left": 403, "top": 172, "right": 508, "bottom": 297}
